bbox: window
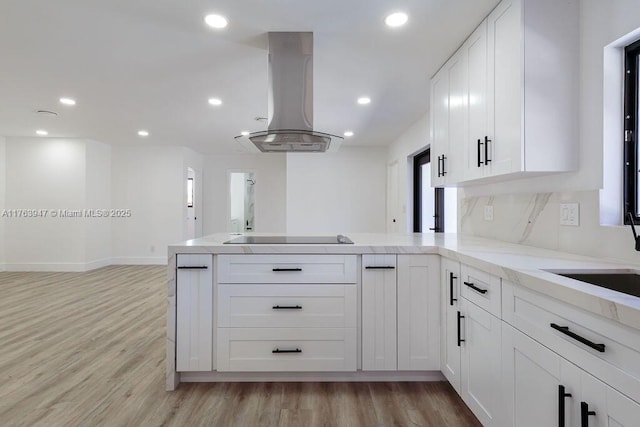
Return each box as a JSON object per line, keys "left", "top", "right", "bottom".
{"left": 624, "top": 39, "right": 640, "bottom": 223}
{"left": 413, "top": 149, "right": 444, "bottom": 232}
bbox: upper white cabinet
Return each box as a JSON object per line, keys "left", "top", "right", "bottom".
{"left": 431, "top": 0, "right": 579, "bottom": 186}
{"left": 430, "top": 65, "right": 450, "bottom": 187}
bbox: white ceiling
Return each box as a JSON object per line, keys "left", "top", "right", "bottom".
{"left": 0, "top": 0, "right": 499, "bottom": 155}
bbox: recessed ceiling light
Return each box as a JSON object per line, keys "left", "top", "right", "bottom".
{"left": 204, "top": 14, "right": 228, "bottom": 29}
{"left": 137, "top": 130, "right": 149, "bottom": 137}
{"left": 240, "top": 131, "right": 250, "bottom": 136}
{"left": 344, "top": 131, "right": 354, "bottom": 137}
{"left": 357, "top": 97, "right": 371, "bottom": 105}
{"left": 59, "top": 97, "right": 76, "bottom": 106}
{"left": 36, "top": 130, "right": 48, "bottom": 136}
{"left": 385, "top": 12, "right": 408, "bottom": 27}
{"left": 208, "top": 98, "right": 223, "bottom": 106}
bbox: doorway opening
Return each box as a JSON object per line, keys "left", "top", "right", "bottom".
{"left": 413, "top": 148, "right": 457, "bottom": 233}
{"left": 229, "top": 171, "right": 256, "bottom": 232}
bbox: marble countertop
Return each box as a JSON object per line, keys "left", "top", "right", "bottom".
{"left": 169, "top": 233, "right": 640, "bottom": 331}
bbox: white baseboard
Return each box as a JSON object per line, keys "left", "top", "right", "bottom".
{"left": 2, "top": 256, "right": 165, "bottom": 272}
{"left": 111, "top": 256, "right": 167, "bottom": 265}
{"left": 4, "top": 262, "right": 96, "bottom": 272}
{"left": 179, "top": 370, "right": 445, "bottom": 383}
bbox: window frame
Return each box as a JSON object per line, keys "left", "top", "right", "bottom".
{"left": 624, "top": 39, "right": 640, "bottom": 223}
{"left": 413, "top": 148, "right": 444, "bottom": 232}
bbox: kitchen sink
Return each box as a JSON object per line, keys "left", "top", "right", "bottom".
{"left": 546, "top": 269, "right": 640, "bottom": 298}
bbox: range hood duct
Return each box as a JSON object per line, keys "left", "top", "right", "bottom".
{"left": 237, "top": 32, "right": 342, "bottom": 153}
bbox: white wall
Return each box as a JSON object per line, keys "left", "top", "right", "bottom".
{"left": 84, "top": 140, "right": 112, "bottom": 269}
{"left": 4, "top": 138, "right": 88, "bottom": 270}
{"left": 286, "top": 146, "right": 387, "bottom": 234}
{"left": 202, "top": 154, "right": 287, "bottom": 234}
{"left": 387, "top": 114, "right": 430, "bottom": 232}
{"left": 458, "top": 0, "right": 640, "bottom": 265}
{"left": 0, "top": 136, "right": 6, "bottom": 271}
{"left": 111, "top": 146, "right": 184, "bottom": 264}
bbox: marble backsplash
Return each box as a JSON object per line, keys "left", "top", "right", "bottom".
{"left": 459, "top": 189, "right": 640, "bottom": 266}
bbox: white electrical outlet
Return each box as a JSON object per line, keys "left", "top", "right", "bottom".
{"left": 484, "top": 205, "right": 494, "bottom": 221}
{"left": 560, "top": 203, "right": 579, "bottom": 226}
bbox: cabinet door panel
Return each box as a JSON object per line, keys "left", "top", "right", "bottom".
{"left": 465, "top": 20, "right": 488, "bottom": 181}
{"left": 441, "top": 258, "right": 462, "bottom": 393}
{"left": 397, "top": 255, "right": 440, "bottom": 370}
{"left": 176, "top": 254, "right": 214, "bottom": 372}
{"left": 431, "top": 67, "right": 449, "bottom": 187}
{"left": 581, "top": 370, "right": 640, "bottom": 427}
{"left": 446, "top": 50, "right": 467, "bottom": 184}
{"left": 460, "top": 301, "right": 501, "bottom": 426}
{"left": 487, "top": 0, "right": 522, "bottom": 176}
{"left": 362, "top": 255, "right": 397, "bottom": 370}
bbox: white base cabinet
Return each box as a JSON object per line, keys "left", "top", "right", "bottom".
{"left": 361, "top": 255, "right": 397, "bottom": 370}
{"left": 361, "top": 255, "right": 440, "bottom": 372}
{"left": 176, "top": 254, "right": 214, "bottom": 372}
{"left": 503, "top": 323, "right": 640, "bottom": 427}
{"left": 397, "top": 255, "right": 440, "bottom": 371}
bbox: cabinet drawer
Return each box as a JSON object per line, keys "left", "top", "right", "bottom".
{"left": 460, "top": 264, "right": 501, "bottom": 317}
{"left": 217, "top": 255, "right": 358, "bottom": 284}
{"left": 503, "top": 280, "right": 640, "bottom": 403}
{"left": 216, "top": 328, "right": 357, "bottom": 372}
{"left": 218, "top": 284, "right": 356, "bottom": 328}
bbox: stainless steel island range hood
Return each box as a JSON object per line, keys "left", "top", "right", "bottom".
{"left": 236, "top": 32, "right": 342, "bottom": 153}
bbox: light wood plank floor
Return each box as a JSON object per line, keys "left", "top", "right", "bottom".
{"left": 0, "top": 266, "right": 481, "bottom": 427}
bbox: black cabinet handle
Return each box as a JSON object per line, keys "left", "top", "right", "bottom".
{"left": 272, "top": 348, "right": 302, "bottom": 354}
{"left": 272, "top": 305, "right": 302, "bottom": 310}
{"left": 177, "top": 266, "right": 208, "bottom": 269}
{"left": 484, "top": 136, "right": 491, "bottom": 164}
{"left": 463, "top": 281, "right": 488, "bottom": 294}
{"left": 457, "top": 311, "right": 465, "bottom": 347}
{"left": 580, "top": 402, "right": 596, "bottom": 427}
{"left": 477, "top": 139, "right": 484, "bottom": 167}
{"left": 559, "top": 385, "right": 572, "bottom": 427}
{"left": 365, "top": 266, "right": 396, "bottom": 270}
{"left": 550, "top": 323, "right": 605, "bottom": 353}
{"left": 449, "top": 272, "right": 458, "bottom": 306}
{"left": 272, "top": 268, "right": 302, "bottom": 272}
{"left": 441, "top": 155, "right": 447, "bottom": 176}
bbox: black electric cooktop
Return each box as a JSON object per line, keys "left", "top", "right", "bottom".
{"left": 223, "top": 235, "right": 354, "bottom": 245}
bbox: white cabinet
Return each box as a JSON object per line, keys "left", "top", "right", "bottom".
{"left": 441, "top": 259, "right": 502, "bottom": 426}
{"left": 441, "top": 258, "right": 462, "bottom": 393}
{"left": 397, "top": 255, "right": 440, "bottom": 370}
{"left": 430, "top": 0, "right": 578, "bottom": 186}
{"left": 216, "top": 255, "right": 358, "bottom": 373}
{"left": 503, "top": 323, "right": 640, "bottom": 427}
{"left": 362, "top": 255, "right": 440, "bottom": 371}
{"left": 361, "top": 255, "right": 397, "bottom": 370}
{"left": 430, "top": 65, "right": 450, "bottom": 187}
{"left": 176, "top": 254, "right": 214, "bottom": 372}
{"left": 463, "top": 20, "right": 489, "bottom": 182}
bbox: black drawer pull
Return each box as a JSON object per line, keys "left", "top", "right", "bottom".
{"left": 449, "top": 272, "right": 458, "bottom": 306}
{"left": 457, "top": 311, "right": 465, "bottom": 347}
{"left": 580, "top": 402, "right": 596, "bottom": 427}
{"left": 177, "top": 266, "right": 208, "bottom": 269}
{"left": 550, "top": 323, "right": 605, "bottom": 353}
{"left": 463, "top": 281, "right": 488, "bottom": 294}
{"left": 272, "top": 305, "right": 302, "bottom": 310}
{"left": 272, "top": 268, "right": 302, "bottom": 272}
{"left": 365, "top": 266, "right": 396, "bottom": 270}
{"left": 559, "top": 385, "right": 572, "bottom": 427}
{"left": 272, "top": 348, "right": 302, "bottom": 354}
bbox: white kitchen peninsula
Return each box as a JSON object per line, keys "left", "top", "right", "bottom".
{"left": 166, "top": 233, "right": 640, "bottom": 425}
